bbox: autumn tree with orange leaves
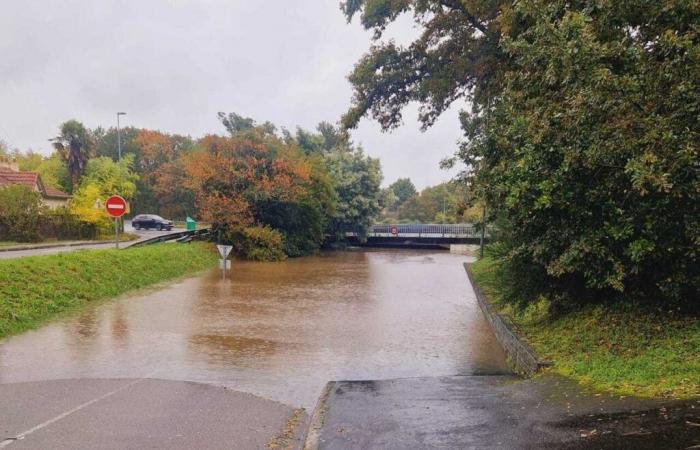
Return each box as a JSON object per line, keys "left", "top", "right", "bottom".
{"left": 184, "top": 128, "right": 335, "bottom": 260}
{"left": 132, "top": 130, "right": 196, "bottom": 218}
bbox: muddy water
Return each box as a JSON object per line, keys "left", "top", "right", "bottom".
{"left": 0, "top": 250, "right": 507, "bottom": 409}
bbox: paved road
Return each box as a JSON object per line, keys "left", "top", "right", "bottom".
{"left": 0, "top": 221, "right": 181, "bottom": 260}
{"left": 309, "top": 375, "right": 700, "bottom": 449}
{"left": 0, "top": 379, "right": 306, "bottom": 450}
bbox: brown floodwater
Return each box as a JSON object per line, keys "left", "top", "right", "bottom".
{"left": 0, "top": 249, "right": 507, "bottom": 409}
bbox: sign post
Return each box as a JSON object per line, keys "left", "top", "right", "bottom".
{"left": 105, "top": 195, "right": 127, "bottom": 249}
{"left": 216, "top": 244, "right": 233, "bottom": 280}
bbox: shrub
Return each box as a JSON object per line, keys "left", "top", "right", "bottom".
{"left": 39, "top": 207, "right": 97, "bottom": 241}
{"left": 223, "top": 226, "right": 286, "bottom": 262}
{"left": 0, "top": 185, "right": 43, "bottom": 242}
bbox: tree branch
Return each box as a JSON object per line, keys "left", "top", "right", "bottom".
{"left": 439, "top": 0, "right": 488, "bottom": 35}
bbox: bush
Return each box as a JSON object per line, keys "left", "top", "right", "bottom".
{"left": 0, "top": 186, "right": 43, "bottom": 242}
{"left": 223, "top": 226, "right": 286, "bottom": 262}
{"left": 39, "top": 207, "right": 97, "bottom": 241}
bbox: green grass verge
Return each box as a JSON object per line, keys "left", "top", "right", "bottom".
{"left": 0, "top": 242, "right": 217, "bottom": 339}
{"left": 470, "top": 257, "right": 700, "bottom": 399}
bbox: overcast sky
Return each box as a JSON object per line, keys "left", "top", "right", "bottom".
{"left": 0, "top": 0, "right": 464, "bottom": 189}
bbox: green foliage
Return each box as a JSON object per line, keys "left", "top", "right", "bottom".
{"left": 345, "top": 0, "right": 700, "bottom": 307}
{"left": 218, "top": 112, "right": 276, "bottom": 136}
{"left": 187, "top": 127, "right": 336, "bottom": 259}
{"left": 0, "top": 185, "right": 44, "bottom": 242}
{"left": 50, "top": 120, "right": 93, "bottom": 189}
{"left": 81, "top": 155, "right": 139, "bottom": 199}
{"left": 386, "top": 181, "right": 472, "bottom": 224}
{"left": 225, "top": 226, "right": 286, "bottom": 262}
{"left": 92, "top": 126, "right": 141, "bottom": 161}
{"left": 10, "top": 150, "right": 70, "bottom": 193}
{"left": 70, "top": 155, "right": 138, "bottom": 233}
{"left": 0, "top": 243, "right": 216, "bottom": 338}
{"left": 471, "top": 257, "right": 700, "bottom": 399}
{"left": 325, "top": 146, "right": 382, "bottom": 237}
{"left": 388, "top": 178, "right": 416, "bottom": 205}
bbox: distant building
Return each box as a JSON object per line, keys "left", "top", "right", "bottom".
{"left": 0, "top": 162, "right": 71, "bottom": 209}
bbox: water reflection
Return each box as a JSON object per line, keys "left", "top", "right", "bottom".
{"left": 0, "top": 250, "right": 507, "bottom": 408}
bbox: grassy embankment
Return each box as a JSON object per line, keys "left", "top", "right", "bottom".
{"left": 0, "top": 233, "right": 139, "bottom": 250}
{"left": 0, "top": 242, "right": 217, "bottom": 339}
{"left": 470, "top": 257, "right": 700, "bottom": 399}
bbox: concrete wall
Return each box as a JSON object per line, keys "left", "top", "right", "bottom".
{"left": 464, "top": 263, "right": 547, "bottom": 376}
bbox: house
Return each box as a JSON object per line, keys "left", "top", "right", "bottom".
{"left": 0, "top": 162, "right": 71, "bottom": 209}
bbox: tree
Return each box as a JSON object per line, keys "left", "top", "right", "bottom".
{"left": 0, "top": 140, "right": 9, "bottom": 161}
{"left": 0, "top": 186, "right": 44, "bottom": 242}
{"left": 50, "top": 120, "right": 93, "bottom": 189}
{"left": 343, "top": 0, "right": 700, "bottom": 307}
{"left": 388, "top": 178, "right": 417, "bottom": 206}
{"left": 218, "top": 112, "right": 276, "bottom": 136}
{"left": 70, "top": 155, "right": 138, "bottom": 233}
{"left": 341, "top": 0, "right": 503, "bottom": 131}
{"left": 184, "top": 128, "right": 335, "bottom": 259}
{"left": 11, "top": 150, "right": 70, "bottom": 193}
{"left": 93, "top": 126, "right": 141, "bottom": 161}
{"left": 325, "top": 146, "right": 382, "bottom": 238}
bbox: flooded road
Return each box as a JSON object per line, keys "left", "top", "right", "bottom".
{"left": 0, "top": 250, "right": 507, "bottom": 409}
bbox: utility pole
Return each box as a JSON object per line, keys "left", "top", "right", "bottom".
{"left": 479, "top": 203, "right": 486, "bottom": 258}
{"left": 117, "top": 112, "right": 126, "bottom": 160}
{"left": 116, "top": 112, "right": 127, "bottom": 234}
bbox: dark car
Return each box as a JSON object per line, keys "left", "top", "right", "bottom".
{"left": 131, "top": 214, "right": 173, "bottom": 231}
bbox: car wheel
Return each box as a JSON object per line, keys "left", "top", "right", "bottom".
{"left": 133, "top": 224, "right": 140, "bottom": 230}
{"left": 157, "top": 224, "right": 163, "bottom": 231}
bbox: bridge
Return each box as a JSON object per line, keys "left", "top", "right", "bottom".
{"left": 345, "top": 224, "right": 489, "bottom": 249}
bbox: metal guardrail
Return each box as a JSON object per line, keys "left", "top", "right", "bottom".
{"left": 127, "top": 228, "right": 211, "bottom": 248}
{"left": 346, "top": 224, "right": 491, "bottom": 239}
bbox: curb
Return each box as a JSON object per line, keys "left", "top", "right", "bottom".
{"left": 464, "top": 262, "right": 551, "bottom": 376}
{"left": 0, "top": 240, "right": 120, "bottom": 253}
{"left": 303, "top": 381, "right": 336, "bottom": 450}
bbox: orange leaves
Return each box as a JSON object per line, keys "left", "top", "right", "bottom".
{"left": 184, "top": 131, "right": 317, "bottom": 228}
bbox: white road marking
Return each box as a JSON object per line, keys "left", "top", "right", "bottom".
{"left": 0, "top": 372, "right": 158, "bottom": 447}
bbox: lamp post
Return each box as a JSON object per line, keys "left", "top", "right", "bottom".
{"left": 116, "top": 112, "right": 126, "bottom": 160}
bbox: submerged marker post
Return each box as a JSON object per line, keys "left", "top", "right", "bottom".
{"left": 217, "top": 244, "right": 233, "bottom": 280}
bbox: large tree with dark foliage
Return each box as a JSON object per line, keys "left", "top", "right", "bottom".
{"left": 50, "top": 120, "right": 93, "bottom": 189}
{"left": 342, "top": 0, "right": 699, "bottom": 308}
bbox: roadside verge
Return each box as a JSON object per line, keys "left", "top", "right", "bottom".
{"left": 464, "top": 262, "right": 550, "bottom": 376}
{"left": 0, "top": 242, "right": 217, "bottom": 339}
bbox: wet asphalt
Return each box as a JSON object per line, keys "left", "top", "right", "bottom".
{"left": 309, "top": 375, "right": 700, "bottom": 449}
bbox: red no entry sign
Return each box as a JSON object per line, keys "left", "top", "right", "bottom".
{"left": 105, "top": 195, "right": 127, "bottom": 218}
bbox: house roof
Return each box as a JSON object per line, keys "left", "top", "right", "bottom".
{"left": 0, "top": 166, "right": 70, "bottom": 199}
{"left": 44, "top": 186, "right": 71, "bottom": 199}
{"left": 0, "top": 167, "right": 39, "bottom": 188}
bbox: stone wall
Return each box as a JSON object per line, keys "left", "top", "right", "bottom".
{"left": 464, "top": 263, "right": 548, "bottom": 376}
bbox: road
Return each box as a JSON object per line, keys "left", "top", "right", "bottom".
{"left": 0, "top": 221, "right": 180, "bottom": 260}
{"left": 0, "top": 250, "right": 505, "bottom": 449}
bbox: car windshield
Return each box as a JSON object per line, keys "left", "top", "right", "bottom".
{"left": 152, "top": 215, "right": 165, "bottom": 221}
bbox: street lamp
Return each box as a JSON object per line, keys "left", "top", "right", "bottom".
{"left": 116, "top": 112, "right": 127, "bottom": 160}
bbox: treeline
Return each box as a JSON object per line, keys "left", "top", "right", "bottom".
{"left": 0, "top": 114, "right": 383, "bottom": 259}
{"left": 342, "top": 1, "right": 699, "bottom": 309}
{"left": 379, "top": 178, "right": 481, "bottom": 224}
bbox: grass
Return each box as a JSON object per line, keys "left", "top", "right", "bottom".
{"left": 0, "top": 242, "right": 217, "bottom": 339}
{"left": 0, "top": 233, "right": 139, "bottom": 250}
{"left": 470, "top": 257, "right": 700, "bottom": 399}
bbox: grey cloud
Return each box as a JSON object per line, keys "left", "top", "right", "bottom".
{"left": 0, "top": 0, "right": 465, "bottom": 188}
